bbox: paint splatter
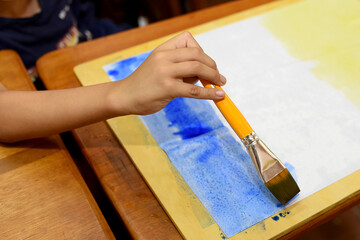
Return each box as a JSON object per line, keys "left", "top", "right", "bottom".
{"left": 220, "top": 232, "right": 227, "bottom": 239}
{"left": 271, "top": 211, "right": 291, "bottom": 221}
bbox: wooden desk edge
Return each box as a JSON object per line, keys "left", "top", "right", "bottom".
{"left": 1, "top": 49, "right": 36, "bottom": 91}
{"left": 0, "top": 50, "right": 115, "bottom": 239}
{"left": 280, "top": 191, "right": 360, "bottom": 239}
{"left": 56, "top": 135, "right": 115, "bottom": 239}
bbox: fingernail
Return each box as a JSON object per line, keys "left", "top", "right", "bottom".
{"left": 220, "top": 75, "right": 227, "bottom": 85}
{"left": 216, "top": 89, "right": 225, "bottom": 98}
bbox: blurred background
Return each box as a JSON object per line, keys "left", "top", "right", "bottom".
{"left": 90, "top": 0, "right": 234, "bottom": 27}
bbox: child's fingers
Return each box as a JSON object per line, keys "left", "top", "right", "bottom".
{"left": 172, "top": 61, "right": 226, "bottom": 86}
{"left": 183, "top": 77, "right": 198, "bottom": 85}
{"left": 181, "top": 31, "right": 202, "bottom": 49}
{"left": 165, "top": 48, "right": 217, "bottom": 70}
{"left": 173, "top": 81, "right": 225, "bottom": 100}
{"left": 156, "top": 32, "right": 202, "bottom": 51}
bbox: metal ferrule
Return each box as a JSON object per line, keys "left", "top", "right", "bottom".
{"left": 242, "top": 132, "right": 285, "bottom": 183}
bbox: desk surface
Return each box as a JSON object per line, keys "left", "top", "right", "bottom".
{"left": 36, "top": 0, "right": 360, "bottom": 239}
{"left": 0, "top": 50, "right": 114, "bottom": 239}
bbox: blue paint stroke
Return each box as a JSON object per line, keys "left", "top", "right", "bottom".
{"left": 103, "top": 51, "right": 151, "bottom": 81}
{"left": 103, "top": 54, "right": 298, "bottom": 237}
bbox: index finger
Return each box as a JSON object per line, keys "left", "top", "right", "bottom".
{"left": 155, "top": 32, "right": 203, "bottom": 52}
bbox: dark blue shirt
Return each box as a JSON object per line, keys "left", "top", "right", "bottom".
{"left": 0, "top": 0, "right": 82, "bottom": 70}
{"left": 0, "top": 0, "right": 126, "bottom": 77}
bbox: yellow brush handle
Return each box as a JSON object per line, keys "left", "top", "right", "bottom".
{"left": 200, "top": 80, "right": 253, "bottom": 139}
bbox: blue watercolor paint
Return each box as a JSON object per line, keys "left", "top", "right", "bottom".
{"left": 285, "top": 162, "right": 297, "bottom": 181}
{"left": 103, "top": 54, "right": 298, "bottom": 237}
{"left": 163, "top": 98, "right": 214, "bottom": 139}
{"left": 280, "top": 211, "right": 290, "bottom": 218}
{"left": 272, "top": 211, "right": 291, "bottom": 221}
{"left": 103, "top": 51, "right": 151, "bottom": 81}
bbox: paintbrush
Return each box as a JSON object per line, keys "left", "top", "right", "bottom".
{"left": 201, "top": 80, "right": 300, "bottom": 204}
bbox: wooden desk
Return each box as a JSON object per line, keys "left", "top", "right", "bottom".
{"left": 36, "top": 0, "right": 360, "bottom": 239}
{"left": 0, "top": 50, "right": 114, "bottom": 239}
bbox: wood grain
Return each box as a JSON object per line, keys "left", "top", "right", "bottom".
{"left": 0, "top": 50, "right": 114, "bottom": 239}
{"left": 36, "top": 0, "right": 360, "bottom": 239}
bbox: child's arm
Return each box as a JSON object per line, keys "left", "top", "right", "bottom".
{"left": 0, "top": 32, "right": 226, "bottom": 143}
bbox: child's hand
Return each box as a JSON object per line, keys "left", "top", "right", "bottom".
{"left": 0, "top": 32, "right": 225, "bottom": 142}
{"left": 120, "top": 31, "right": 226, "bottom": 115}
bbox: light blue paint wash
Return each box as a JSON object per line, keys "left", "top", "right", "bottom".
{"left": 103, "top": 52, "right": 296, "bottom": 237}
